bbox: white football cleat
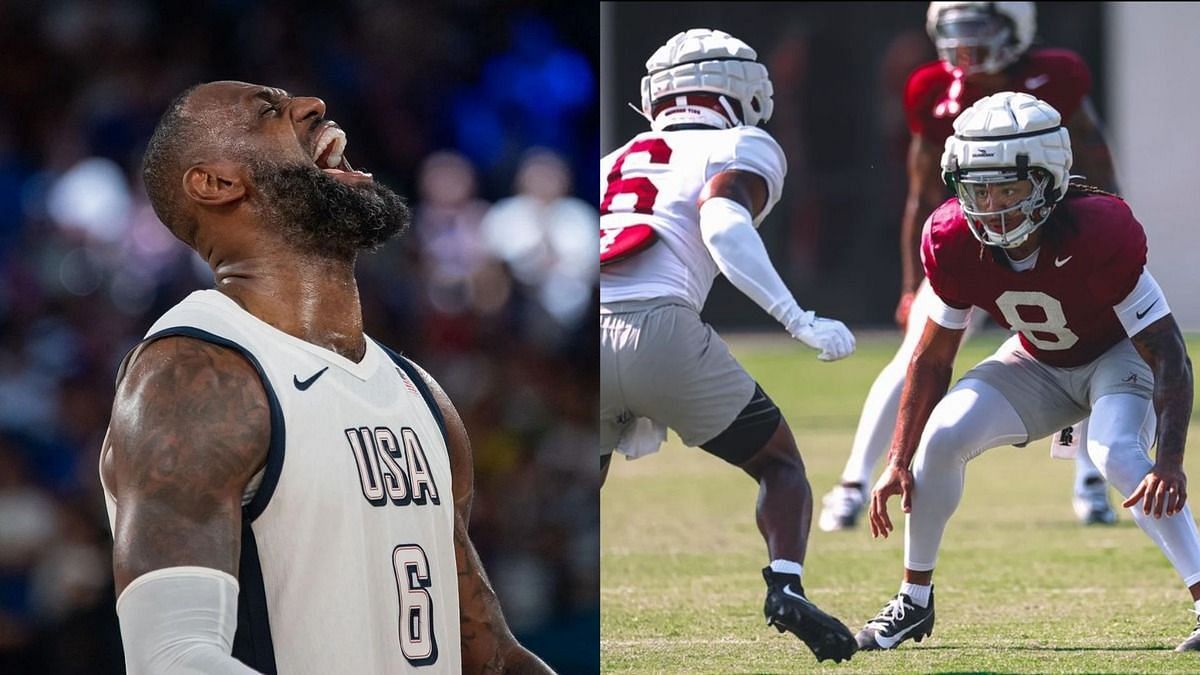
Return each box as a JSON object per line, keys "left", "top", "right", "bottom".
{"left": 819, "top": 485, "right": 865, "bottom": 532}
{"left": 1073, "top": 475, "right": 1117, "bottom": 526}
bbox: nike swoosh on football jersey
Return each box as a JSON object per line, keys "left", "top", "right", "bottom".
{"left": 293, "top": 366, "right": 330, "bottom": 390}
{"left": 1054, "top": 255, "right": 1072, "bottom": 267}
{"left": 1025, "top": 74, "right": 1050, "bottom": 89}
{"left": 872, "top": 612, "right": 933, "bottom": 649}
{"left": 1136, "top": 299, "right": 1161, "bottom": 320}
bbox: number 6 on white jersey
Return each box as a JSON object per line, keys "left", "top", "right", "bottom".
{"left": 393, "top": 544, "right": 438, "bottom": 666}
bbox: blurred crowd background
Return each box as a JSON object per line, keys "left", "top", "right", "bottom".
{"left": 0, "top": 1, "right": 598, "bottom": 673}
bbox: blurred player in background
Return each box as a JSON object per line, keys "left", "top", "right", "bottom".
{"left": 819, "top": 1, "right": 1123, "bottom": 533}
{"left": 599, "top": 29, "right": 857, "bottom": 663}
{"left": 858, "top": 91, "right": 1200, "bottom": 652}
{"left": 101, "top": 81, "right": 554, "bottom": 674}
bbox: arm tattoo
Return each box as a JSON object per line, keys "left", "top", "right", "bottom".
{"left": 1132, "top": 316, "right": 1194, "bottom": 465}
{"left": 108, "top": 336, "right": 270, "bottom": 592}
{"left": 403, "top": 359, "right": 553, "bottom": 673}
{"left": 455, "top": 515, "right": 511, "bottom": 673}
{"left": 454, "top": 514, "right": 554, "bottom": 674}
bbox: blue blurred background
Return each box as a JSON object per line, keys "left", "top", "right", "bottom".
{"left": 0, "top": 1, "right": 598, "bottom": 672}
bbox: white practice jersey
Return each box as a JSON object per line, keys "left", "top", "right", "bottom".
{"left": 599, "top": 125, "right": 787, "bottom": 311}
{"left": 101, "top": 290, "right": 461, "bottom": 674}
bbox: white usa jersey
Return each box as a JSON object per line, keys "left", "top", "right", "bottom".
{"left": 599, "top": 125, "right": 787, "bottom": 311}
{"left": 102, "top": 290, "right": 461, "bottom": 674}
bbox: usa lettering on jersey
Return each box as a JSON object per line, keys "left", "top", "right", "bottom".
{"left": 345, "top": 425, "right": 442, "bottom": 507}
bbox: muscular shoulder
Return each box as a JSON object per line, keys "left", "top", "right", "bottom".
{"left": 393, "top": 358, "right": 474, "bottom": 518}
{"left": 702, "top": 126, "right": 787, "bottom": 218}
{"left": 920, "top": 198, "right": 977, "bottom": 300}
{"left": 904, "top": 61, "right": 953, "bottom": 128}
{"left": 905, "top": 61, "right": 952, "bottom": 108}
{"left": 924, "top": 197, "right": 974, "bottom": 262}
{"left": 1022, "top": 48, "right": 1092, "bottom": 83}
{"left": 107, "top": 335, "right": 270, "bottom": 500}
{"left": 704, "top": 127, "right": 786, "bottom": 180}
{"left": 1061, "top": 194, "right": 1146, "bottom": 264}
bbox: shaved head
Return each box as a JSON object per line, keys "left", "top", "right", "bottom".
{"left": 142, "top": 84, "right": 205, "bottom": 243}
{"left": 142, "top": 81, "right": 263, "bottom": 243}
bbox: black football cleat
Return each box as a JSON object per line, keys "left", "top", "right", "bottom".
{"left": 762, "top": 568, "right": 857, "bottom": 663}
{"left": 1176, "top": 612, "right": 1200, "bottom": 652}
{"left": 856, "top": 588, "right": 935, "bottom": 650}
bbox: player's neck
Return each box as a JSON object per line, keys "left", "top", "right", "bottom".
{"left": 212, "top": 254, "right": 367, "bottom": 362}
{"left": 1002, "top": 232, "right": 1043, "bottom": 265}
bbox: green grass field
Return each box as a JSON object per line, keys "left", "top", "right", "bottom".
{"left": 601, "top": 331, "right": 1200, "bottom": 674}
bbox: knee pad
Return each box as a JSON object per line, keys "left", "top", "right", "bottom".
{"left": 700, "top": 384, "right": 782, "bottom": 466}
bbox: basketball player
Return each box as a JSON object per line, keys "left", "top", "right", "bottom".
{"left": 99, "top": 81, "right": 554, "bottom": 674}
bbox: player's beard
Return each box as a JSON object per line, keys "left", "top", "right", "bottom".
{"left": 249, "top": 160, "right": 411, "bottom": 261}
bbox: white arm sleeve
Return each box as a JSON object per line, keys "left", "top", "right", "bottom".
{"left": 117, "top": 566, "right": 261, "bottom": 674}
{"left": 699, "top": 197, "right": 812, "bottom": 337}
{"left": 1113, "top": 269, "right": 1171, "bottom": 336}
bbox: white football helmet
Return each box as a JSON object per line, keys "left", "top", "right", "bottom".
{"left": 640, "top": 28, "right": 773, "bottom": 131}
{"left": 941, "top": 91, "right": 1073, "bottom": 248}
{"left": 926, "top": 1, "right": 1036, "bottom": 76}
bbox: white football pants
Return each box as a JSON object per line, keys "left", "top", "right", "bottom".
{"left": 839, "top": 281, "right": 1104, "bottom": 490}
{"left": 904, "top": 379, "right": 1200, "bottom": 588}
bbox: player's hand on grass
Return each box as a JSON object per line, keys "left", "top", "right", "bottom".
{"left": 869, "top": 462, "right": 914, "bottom": 538}
{"left": 1123, "top": 463, "right": 1188, "bottom": 518}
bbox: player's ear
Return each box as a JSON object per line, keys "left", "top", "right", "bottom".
{"left": 182, "top": 160, "right": 246, "bottom": 207}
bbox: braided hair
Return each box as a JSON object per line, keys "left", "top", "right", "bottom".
{"left": 977, "top": 179, "right": 1122, "bottom": 262}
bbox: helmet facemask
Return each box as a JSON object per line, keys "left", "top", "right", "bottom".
{"left": 933, "top": 7, "right": 1018, "bottom": 76}
{"left": 951, "top": 167, "right": 1053, "bottom": 249}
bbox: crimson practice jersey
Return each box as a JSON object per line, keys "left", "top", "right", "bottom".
{"left": 922, "top": 194, "right": 1147, "bottom": 368}
{"left": 905, "top": 49, "right": 1092, "bottom": 145}
{"left": 599, "top": 126, "right": 786, "bottom": 312}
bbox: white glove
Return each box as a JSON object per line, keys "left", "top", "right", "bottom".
{"left": 786, "top": 311, "right": 856, "bottom": 362}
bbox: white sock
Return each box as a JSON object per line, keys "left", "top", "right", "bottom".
{"left": 1192, "top": 599, "right": 1200, "bottom": 616}
{"left": 900, "top": 581, "right": 931, "bottom": 608}
{"left": 770, "top": 559, "right": 803, "bottom": 578}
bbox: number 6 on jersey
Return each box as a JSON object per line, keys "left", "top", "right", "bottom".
{"left": 393, "top": 544, "right": 438, "bottom": 666}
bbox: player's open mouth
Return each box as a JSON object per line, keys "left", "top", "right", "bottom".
{"left": 311, "top": 123, "right": 373, "bottom": 184}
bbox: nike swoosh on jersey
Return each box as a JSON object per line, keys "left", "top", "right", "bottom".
{"left": 1136, "top": 299, "right": 1161, "bottom": 320}
{"left": 293, "top": 366, "right": 330, "bottom": 390}
{"left": 871, "top": 612, "right": 933, "bottom": 649}
{"left": 1054, "top": 255, "right": 1072, "bottom": 267}
{"left": 1025, "top": 74, "right": 1050, "bottom": 89}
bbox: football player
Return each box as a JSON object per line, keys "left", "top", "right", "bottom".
{"left": 819, "top": 1, "right": 1122, "bottom": 533}
{"left": 600, "top": 28, "right": 857, "bottom": 663}
{"left": 856, "top": 91, "right": 1200, "bottom": 652}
